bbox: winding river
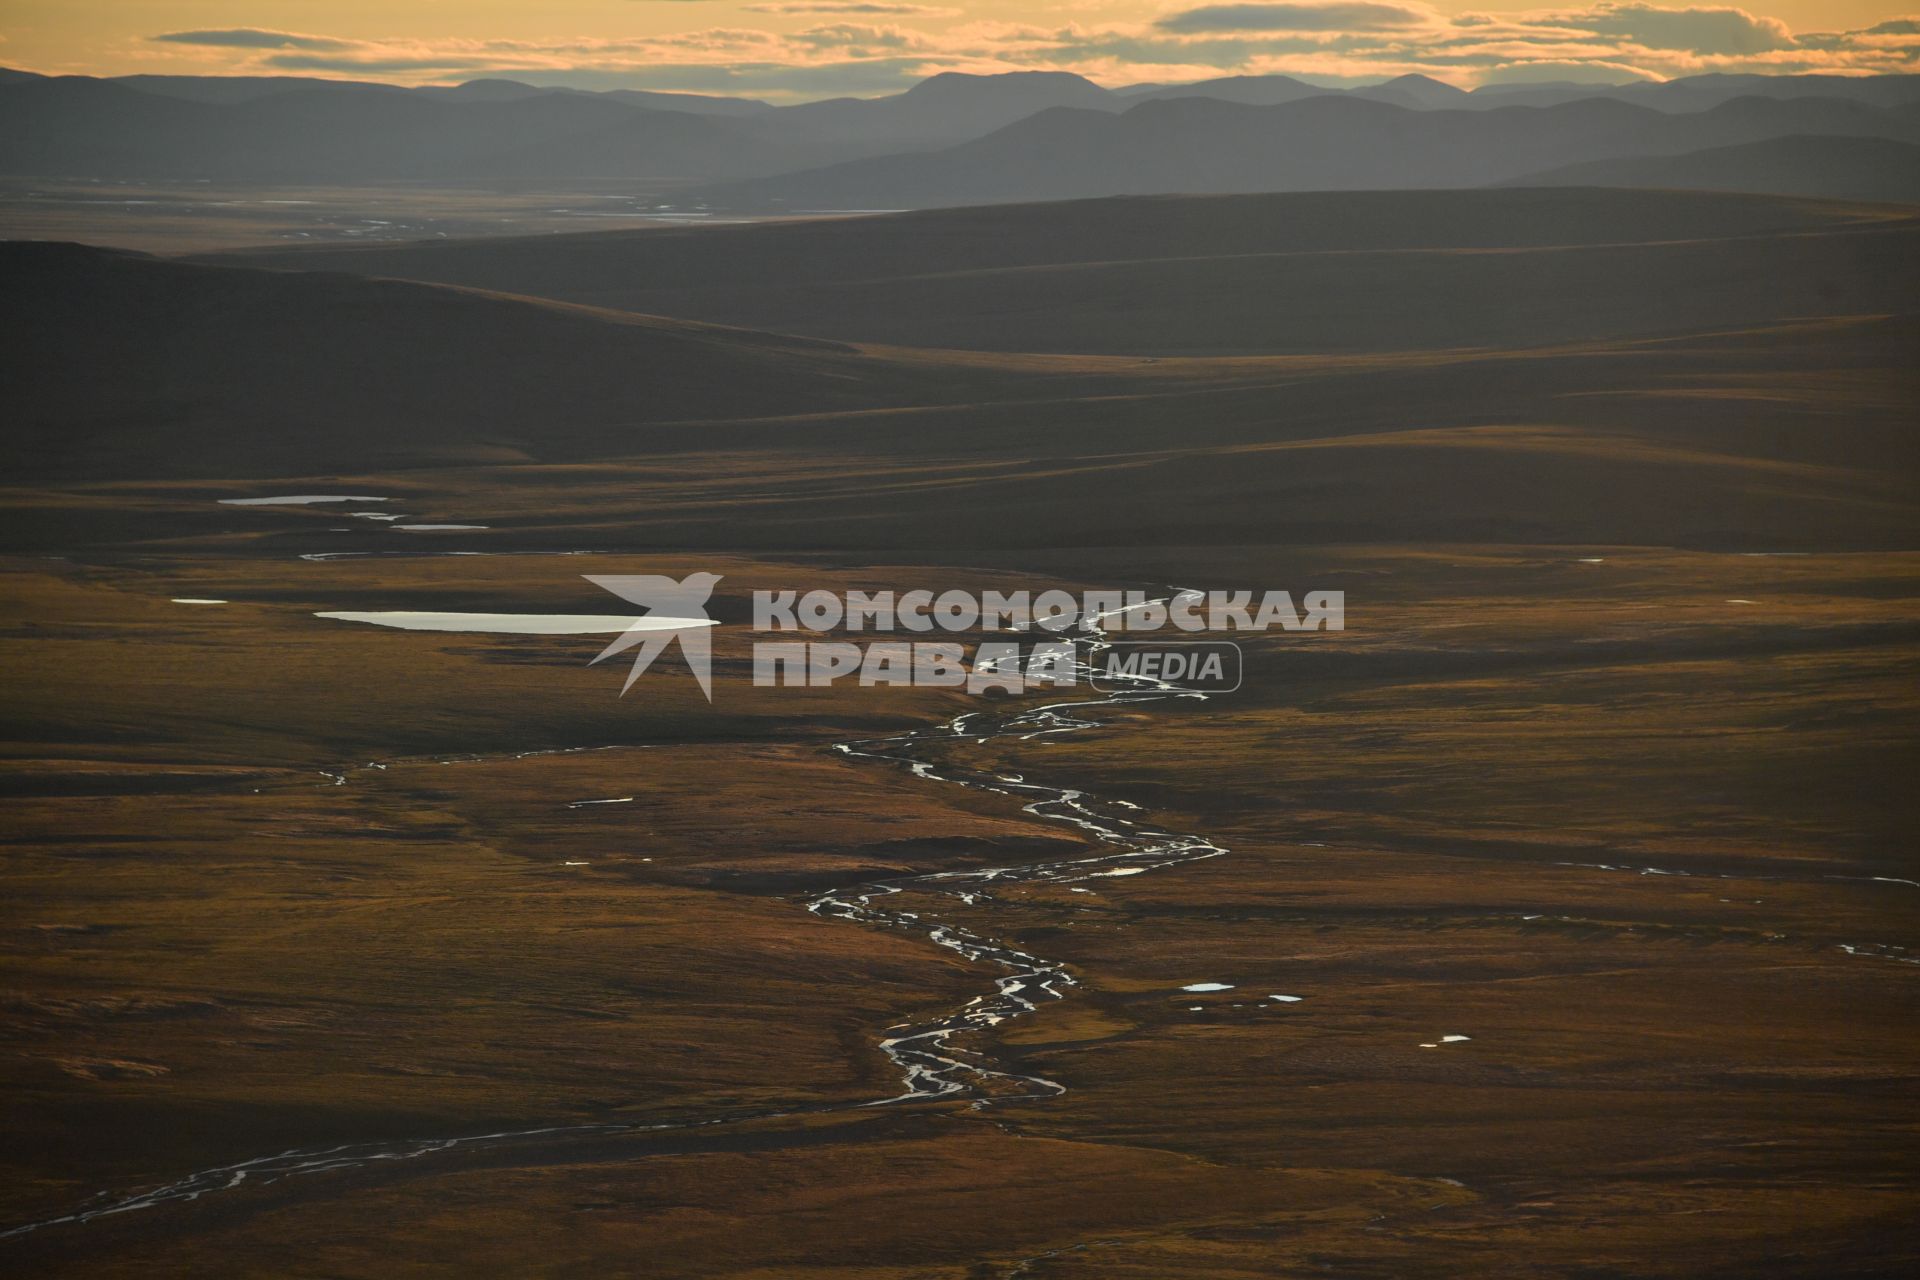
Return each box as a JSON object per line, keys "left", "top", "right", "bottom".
{"left": 5, "top": 593, "right": 1221, "bottom": 1238}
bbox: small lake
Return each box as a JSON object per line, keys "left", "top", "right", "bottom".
{"left": 316, "top": 612, "right": 716, "bottom": 634}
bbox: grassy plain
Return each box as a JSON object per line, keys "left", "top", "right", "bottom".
{"left": 3, "top": 535, "right": 1915, "bottom": 1277}
{"left": 2, "top": 187, "right": 1916, "bottom": 1275}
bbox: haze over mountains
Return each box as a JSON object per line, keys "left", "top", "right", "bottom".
{"left": 694, "top": 92, "right": 1920, "bottom": 209}
{"left": 4, "top": 65, "right": 1918, "bottom": 203}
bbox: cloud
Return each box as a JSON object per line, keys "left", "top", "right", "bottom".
{"left": 746, "top": 4, "right": 958, "bottom": 13}
{"left": 267, "top": 54, "right": 507, "bottom": 75}
{"left": 149, "top": 29, "right": 356, "bottom": 53}
{"left": 787, "top": 23, "right": 928, "bottom": 51}
{"left": 1155, "top": 3, "right": 1433, "bottom": 34}
{"left": 126, "top": 6, "right": 1920, "bottom": 102}
{"left": 1545, "top": 3, "right": 1794, "bottom": 55}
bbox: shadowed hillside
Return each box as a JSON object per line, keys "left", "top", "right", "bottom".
{"left": 202, "top": 189, "right": 1920, "bottom": 356}
{"left": 1512, "top": 135, "right": 1920, "bottom": 204}
{"left": 0, "top": 242, "right": 1075, "bottom": 477}
{"left": 7, "top": 237, "right": 1917, "bottom": 550}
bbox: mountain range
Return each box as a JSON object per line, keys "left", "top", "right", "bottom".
{"left": 696, "top": 92, "right": 1920, "bottom": 208}
{"left": 4, "top": 66, "right": 1919, "bottom": 203}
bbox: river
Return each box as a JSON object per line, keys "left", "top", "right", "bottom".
{"left": 4, "top": 592, "right": 1220, "bottom": 1237}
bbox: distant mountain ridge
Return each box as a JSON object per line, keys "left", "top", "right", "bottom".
{"left": 2, "top": 66, "right": 1917, "bottom": 199}
{"left": 8, "top": 64, "right": 1915, "bottom": 115}
{"left": 695, "top": 92, "right": 1920, "bottom": 209}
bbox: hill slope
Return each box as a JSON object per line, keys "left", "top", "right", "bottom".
{"left": 1512, "top": 135, "right": 1920, "bottom": 204}
{"left": 7, "top": 234, "right": 1918, "bottom": 550}
{"left": 0, "top": 243, "right": 1054, "bottom": 476}
{"left": 201, "top": 189, "right": 1920, "bottom": 356}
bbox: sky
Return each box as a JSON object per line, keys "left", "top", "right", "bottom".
{"left": 3, "top": 2, "right": 1916, "bottom": 101}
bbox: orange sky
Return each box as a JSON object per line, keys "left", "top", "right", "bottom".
{"left": 4, "top": 2, "right": 1916, "bottom": 100}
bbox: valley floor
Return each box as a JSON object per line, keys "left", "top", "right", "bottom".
{"left": 2, "top": 528, "right": 1915, "bottom": 1276}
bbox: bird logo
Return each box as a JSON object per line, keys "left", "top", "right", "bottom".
{"left": 584, "top": 573, "right": 722, "bottom": 701}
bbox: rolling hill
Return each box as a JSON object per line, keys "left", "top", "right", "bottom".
{"left": 201, "top": 188, "right": 1920, "bottom": 356}
{"left": 1513, "top": 135, "right": 1920, "bottom": 204}
{"left": 10, "top": 209, "right": 1919, "bottom": 551}
{"left": 0, "top": 242, "right": 1064, "bottom": 477}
